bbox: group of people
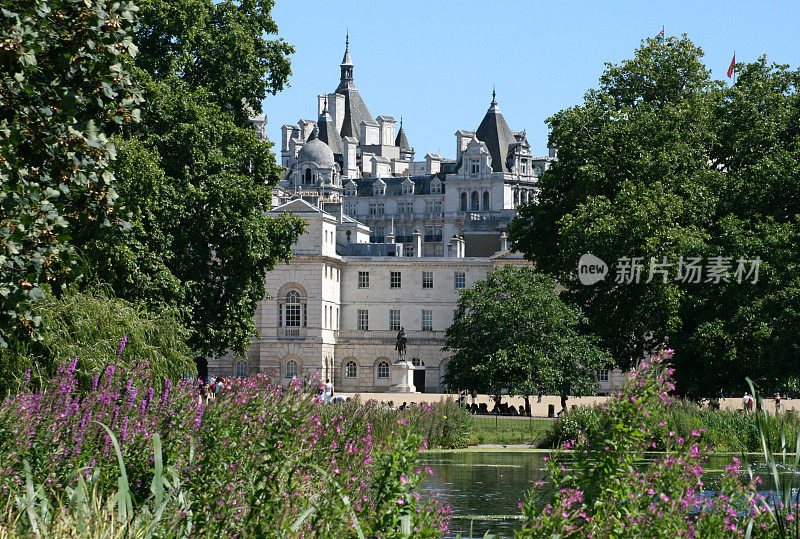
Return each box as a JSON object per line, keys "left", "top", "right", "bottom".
{"left": 457, "top": 391, "right": 530, "bottom": 416}
{"left": 742, "top": 392, "right": 786, "bottom": 413}
{"left": 198, "top": 376, "right": 230, "bottom": 404}
{"left": 315, "top": 379, "right": 338, "bottom": 403}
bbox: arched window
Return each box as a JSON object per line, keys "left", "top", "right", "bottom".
{"left": 411, "top": 357, "right": 425, "bottom": 368}
{"left": 304, "top": 168, "right": 312, "bottom": 185}
{"left": 470, "top": 191, "right": 480, "bottom": 211}
{"left": 279, "top": 289, "right": 307, "bottom": 330}
{"left": 482, "top": 191, "right": 490, "bottom": 210}
{"left": 235, "top": 360, "right": 248, "bottom": 378}
{"left": 345, "top": 360, "right": 357, "bottom": 379}
{"left": 377, "top": 361, "right": 390, "bottom": 379}
{"left": 460, "top": 192, "right": 468, "bottom": 211}
{"left": 285, "top": 359, "right": 298, "bottom": 379}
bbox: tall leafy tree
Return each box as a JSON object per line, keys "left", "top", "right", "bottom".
{"left": 0, "top": 0, "right": 142, "bottom": 347}
{"left": 75, "top": 0, "right": 304, "bottom": 359}
{"left": 443, "top": 266, "right": 608, "bottom": 410}
{"left": 509, "top": 35, "right": 800, "bottom": 396}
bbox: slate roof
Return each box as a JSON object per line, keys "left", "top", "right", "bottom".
{"left": 337, "top": 89, "right": 376, "bottom": 141}
{"left": 349, "top": 176, "right": 446, "bottom": 197}
{"left": 475, "top": 93, "right": 516, "bottom": 173}
{"left": 395, "top": 125, "right": 411, "bottom": 149}
{"left": 335, "top": 37, "right": 376, "bottom": 142}
{"left": 316, "top": 104, "right": 343, "bottom": 155}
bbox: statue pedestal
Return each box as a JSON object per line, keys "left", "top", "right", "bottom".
{"left": 389, "top": 360, "right": 416, "bottom": 393}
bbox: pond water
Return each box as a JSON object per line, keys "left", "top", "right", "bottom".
{"left": 419, "top": 450, "right": 790, "bottom": 539}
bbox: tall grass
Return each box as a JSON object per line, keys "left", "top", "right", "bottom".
{"left": 0, "top": 360, "right": 451, "bottom": 537}
{"left": 542, "top": 398, "right": 800, "bottom": 452}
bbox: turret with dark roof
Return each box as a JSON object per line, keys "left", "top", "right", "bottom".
{"left": 395, "top": 117, "right": 411, "bottom": 149}
{"left": 335, "top": 34, "right": 376, "bottom": 142}
{"left": 474, "top": 90, "right": 516, "bottom": 173}
{"left": 316, "top": 98, "right": 343, "bottom": 156}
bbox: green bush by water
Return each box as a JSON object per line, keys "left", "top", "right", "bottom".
{"left": 542, "top": 399, "right": 800, "bottom": 453}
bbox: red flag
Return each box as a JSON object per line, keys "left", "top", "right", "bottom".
{"left": 727, "top": 54, "right": 736, "bottom": 78}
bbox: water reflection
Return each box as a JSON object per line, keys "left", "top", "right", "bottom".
{"left": 419, "top": 451, "right": 551, "bottom": 538}
{"left": 419, "top": 451, "right": 781, "bottom": 539}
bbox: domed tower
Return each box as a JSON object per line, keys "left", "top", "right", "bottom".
{"left": 293, "top": 125, "right": 341, "bottom": 204}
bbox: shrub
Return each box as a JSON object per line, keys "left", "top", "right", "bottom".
{"left": 0, "top": 287, "right": 194, "bottom": 396}
{"left": 0, "top": 361, "right": 449, "bottom": 536}
{"left": 518, "top": 350, "right": 775, "bottom": 538}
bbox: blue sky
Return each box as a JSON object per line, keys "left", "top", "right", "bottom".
{"left": 262, "top": 0, "right": 800, "bottom": 160}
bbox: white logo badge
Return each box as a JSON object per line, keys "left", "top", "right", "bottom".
{"left": 577, "top": 254, "right": 608, "bottom": 285}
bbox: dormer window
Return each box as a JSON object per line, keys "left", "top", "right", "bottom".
{"left": 373, "top": 180, "right": 386, "bottom": 196}
{"left": 429, "top": 179, "right": 442, "bottom": 194}
{"left": 345, "top": 181, "right": 357, "bottom": 197}
{"left": 470, "top": 159, "right": 479, "bottom": 175}
{"left": 401, "top": 181, "right": 414, "bottom": 195}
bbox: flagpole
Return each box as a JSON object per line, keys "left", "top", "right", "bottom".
{"left": 733, "top": 50, "right": 736, "bottom": 85}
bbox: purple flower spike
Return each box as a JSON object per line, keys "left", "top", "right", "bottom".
{"left": 117, "top": 336, "right": 128, "bottom": 358}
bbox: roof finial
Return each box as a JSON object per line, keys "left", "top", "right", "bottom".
{"left": 400, "top": 116, "right": 403, "bottom": 129}
{"left": 492, "top": 85, "right": 496, "bottom": 105}
{"left": 323, "top": 95, "right": 328, "bottom": 113}
{"left": 346, "top": 30, "right": 349, "bottom": 51}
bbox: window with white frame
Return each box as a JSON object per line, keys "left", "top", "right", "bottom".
{"left": 279, "top": 290, "right": 306, "bottom": 328}
{"left": 389, "top": 309, "right": 400, "bottom": 331}
{"left": 345, "top": 360, "right": 357, "bottom": 378}
{"left": 286, "top": 359, "right": 298, "bottom": 379}
{"left": 422, "top": 271, "right": 433, "bottom": 289}
{"left": 357, "top": 309, "right": 369, "bottom": 331}
{"left": 358, "top": 271, "right": 369, "bottom": 288}
{"left": 373, "top": 183, "right": 385, "bottom": 196}
{"left": 345, "top": 184, "right": 357, "bottom": 197}
{"left": 390, "top": 271, "right": 401, "bottom": 289}
{"left": 411, "top": 357, "right": 425, "bottom": 367}
{"left": 597, "top": 369, "right": 609, "bottom": 382}
{"left": 402, "top": 182, "right": 414, "bottom": 195}
{"left": 430, "top": 180, "right": 442, "bottom": 194}
{"left": 421, "top": 309, "right": 433, "bottom": 331}
{"left": 454, "top": 271, "right": 466, "bottom": 290}
{"left": 470, "top": 159, "right": 479, "bottom": 174}
{"left": 235, "top": 360, "right": 248, "bottom": 378}
{"left": 377, "top": 361, "right": 390, "bottom": 379}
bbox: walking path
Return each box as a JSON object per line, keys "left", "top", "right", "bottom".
{"left": 339, "top": 391, "right": 800, "bottom": 417}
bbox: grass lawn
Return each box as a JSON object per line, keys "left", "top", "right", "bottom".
{"left": 468, "top": 415, "right": 554, "bottom": 446}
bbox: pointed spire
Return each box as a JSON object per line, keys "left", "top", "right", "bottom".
{"left": 341, "top": 31, "right": 353, "bottom": 66}
{"left": 395, "top": 115, "right": 410, "bottom": 150}
{"left": 489, "top": 86, "right": 500, "bottom": 112}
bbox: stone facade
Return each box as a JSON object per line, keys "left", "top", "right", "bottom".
{"left": 207, "top": 198, "right": 530, "bottom": 392}
{"left": 207, "top": 35, "right": 624, "bottom": 395}
{"left": 278, "top": 36, "right": 556, "bottom": 259}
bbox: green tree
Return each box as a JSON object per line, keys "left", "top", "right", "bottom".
{"left": 443, "top": 266, "right": 608, "bottom": 411}
{"left": 0, "top": 0, "right": 142, "bottom": 346}
{"left": 75, "top": 0, "right": 305, "bottom": 359}
{"left": 508, "top": 35, "right": 800, "bottom": 397}
{"left": 0, "top": 286, "right": 194, "bottom": 396}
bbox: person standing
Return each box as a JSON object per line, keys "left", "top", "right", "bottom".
{"left": 323, "top": 379, "right": 334, "bottom": 403}
{"left": 742, "top": 392, "right": 751, "bottom": 412}
{"left": 775, "top": 393, "right": 782, "bottom": 414}
{"left": 470, "top": 389, "right": 478, "bottom": 407}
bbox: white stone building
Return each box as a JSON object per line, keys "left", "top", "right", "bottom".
{"left": 278, "top": 36, "right": 556, "bottom": 258}
{"left": 208, "top": 198, "right": 528, "bottom": 392}
{"left": 206, "top": 36, "right": 622, "bottom": 394}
